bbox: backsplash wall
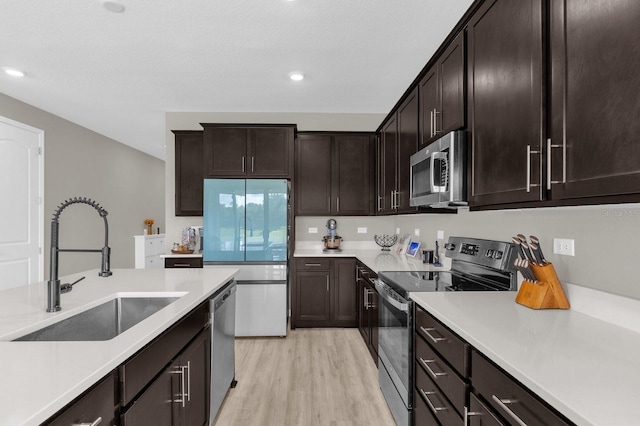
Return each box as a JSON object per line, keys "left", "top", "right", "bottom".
{"left": 296, "top": 203, "right": 640, "bottom": 301}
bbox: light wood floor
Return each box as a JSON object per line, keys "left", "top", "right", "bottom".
{"left": 213, "top": 328, "right": 396, "bottom": 426}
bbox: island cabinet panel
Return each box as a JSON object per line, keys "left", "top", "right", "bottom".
{"left": 548, "top": 0, "right": 640, "bottom": 201}
{"left": 467, "top": 0, "right": 545, "bottom": 207}
{"left": 419, "top": 31, "right": 466, "bottom": 149}
{"left": 295, "top": 132, "right": 375, "bottom": 216}
{"left": 202, "top": 124, "right": 295, "bottom": 178}
{"left": 293, "top": 258, "right": 357, "bottom": 328}
{"left": 356, "top": 261, "right": 378, "bottom": 365}
{"left": 173, "top": 131, "right": 204, "bottom": 216}
{"left": 44, "top": 372, "right": 117, "bottom": 426}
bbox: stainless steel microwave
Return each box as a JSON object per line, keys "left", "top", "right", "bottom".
{"left": 409, "top": 131, "right": 466, "bottom": 208}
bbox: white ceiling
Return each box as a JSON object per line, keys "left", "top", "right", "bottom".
{"left": 0, "top": 0, "right": 472, "bottom": 160}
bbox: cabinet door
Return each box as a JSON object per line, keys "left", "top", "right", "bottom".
{"left": 174, "top": 131, "right": 204, "bottom": 216}
{"left": 296, "top": 271, "right": 331, "bottom": 323}
{"left": 121, "top": 367, "right": 175, "bottom": 426}
{"left": 467, "top": 0, "right": 544, "bottom": 207}
{"left": 249, "top": 127, "right": 292, "bottom": 177}
{"left": 295, "top": 134, "right": 332, "bottom": 215}
{"left": 203, "top": 127, "right": 248, "bottom": 177}
{"left": 46, "top": 373, "right": 116, "bottom": 426}
{"left": 178, "top": 329, "right": 210, "bottom": 426}
{"left": 439, "top": 31, "right": 465, "bottom": 136}
{"left": 396, "top": 89, "right": 419, "bottom": 214}
{"left": 379, "top": 115, "right": 398, "bottom": 214}
{"left": 549, "top": 0, "right": 640, "bottom": 200}
{"left": 419, "top": 67, "right": 439, "bottom": 148}
{"left": 333, "top": 258, "right": 357, "bottom": 325}
{"left": 333, "top": 134, "right": 374, "bottom": 215}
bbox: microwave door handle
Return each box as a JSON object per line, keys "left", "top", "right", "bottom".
{"left": 430, "top": 151, "right": 439, "bottom": 193}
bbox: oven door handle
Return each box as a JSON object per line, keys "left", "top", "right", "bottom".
{"left": 374, "top": 280, "right": 409, "bottom": 312}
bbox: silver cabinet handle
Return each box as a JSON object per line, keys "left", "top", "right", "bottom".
{"left": 326, "top": 275, "right": 329, "bottom": 292}
{"left": 526, "top": 145, "right": 541, "bottom": 192}
{"left": 377, "top": 195, "right": 382, "bottom": 211}
{"left": 171, "top": 263, "right": 192, "bottom": 267}
{"left": 251, "top": 156, "right": 255, "bottom": 173}
{"left": 420, "top": 326, "right": 447, "bottom": 344}
{"left": 492, "top": 395, "right": 528, "bottom": 426}
{"left": 419, "top": 388, "right": 448, "bottom": 413}
{"left": 430, "top": 109, "right": 434, "bottom": 137}
{"left": 546, "top": 138, "right": 566, "bottom": 190}
{"left": 241, "top": 156, "right": 246, "bottom": 173}
{"left": 73, "top": 418, "right": 102, "bottom": 426}
{"left": 304, "top": 263, "right": 321, "bottom": 267}
{"left": 433, "top": 108, "right": 440, "bottom": 136}
{"left": 185, "top": 361, "right": 191, "bottom": 402}
{"left": 419, "top": 357, "right": 447, "bottom": 379}
{"left": 336, "top": 197, "right": 340, "bottom": 212}
{"left": 390, "top": 190, "right": 394, "bottom": 209}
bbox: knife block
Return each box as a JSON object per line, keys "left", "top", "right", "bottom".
{"left": 515, "top": 263, "right": 570, "bottom": 309}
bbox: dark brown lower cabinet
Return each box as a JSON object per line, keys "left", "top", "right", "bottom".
{"left": 468, "top": 393, "right": 504, "bottom": 426}
{"left": 356, "top": 261, "right": 378, "bottom": 365}
{"left": 293, "top": 258, "right": 357, "bottom": 328}
{"left": 44, "top": 372, "right": 117, "bottom": 426}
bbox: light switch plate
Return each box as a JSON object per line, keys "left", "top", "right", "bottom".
{"left": 396, "top": 228, "right": 400, "bottom": 234}
{"left": 309, "top": 227, "right": 318, "bottom": 234}
{"left": 437, "top": 230, "right": 444, "bottom": 239}
{"left": 357, "top": 227, "right": 367, "bottom": 234}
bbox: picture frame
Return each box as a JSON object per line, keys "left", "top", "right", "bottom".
{"left": 406, "top": 241, "right": 421, "bottom": 258}
{"left": 396, "top": 234, "right": 412, "bottom": 255}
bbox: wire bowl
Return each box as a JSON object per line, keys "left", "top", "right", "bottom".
{"left": 374, "top": 234, "right": 398, "bottom": 251}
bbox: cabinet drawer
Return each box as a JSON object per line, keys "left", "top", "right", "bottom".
{"left": 145, "top": 256, "right": 162, "bottom": 269}
{"left": 471, "top": 350, "right": 573, "bottom": 426}
{"left": 295, "top": 258, "right": 331, "bottom": 270}
{"left": 415, "top": 333, "right": 467, "bottom": 416}
{"left": 164, "top": 257, "right": 203, "bottom": 268}
{"left": 120, "top": 301, "right": 208, "bottom": 407}
{"left": 415, "top": 360, "right": 464, "bottom": 426}
{"left": 145, "top": 237, "right": 165, "bottom": 255}
{"left": 45, "top": 372, "right": 116, "bottom": 426}
{"left": 413, "top": 384, "right": 440, "bottom": 426}
{"left": 416, "top": 307, "right": 469, "bottom": 377}
{"left": 468, "top": 393, "right": 504, "bottom": 426}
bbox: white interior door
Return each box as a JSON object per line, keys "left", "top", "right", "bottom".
{"left": 0, "top": 117, "right": 43, "bottom": 290}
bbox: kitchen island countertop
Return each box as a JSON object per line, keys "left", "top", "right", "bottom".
{"left": 411, "top": 291, "right": 640, "bottom": 426}
{"left": 0, "top": 267, "right": 238, "bottom": 426}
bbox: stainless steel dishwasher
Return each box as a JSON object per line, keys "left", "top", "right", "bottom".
{"left": 210, "top": 279, "right": 237, "bottom": 423}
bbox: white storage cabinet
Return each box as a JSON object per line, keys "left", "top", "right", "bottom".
{"left": 134, "top": 234, "right": 165, "bottom": 269}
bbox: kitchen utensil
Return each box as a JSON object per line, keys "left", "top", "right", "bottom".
{"left": 529, "top": 235, "right": 547, "bottom": 263}
{"left": 422, "top": 249, "right": 434, "bottom": 264}
{"left": 520, "top": 240, "right": 536, "bottom": 263}
{"left": 374, "top": 234, "right": 398, "bottom": 251}
{"left": 512, "top": 237, "right": 528, "bottom": 260}
{"left": 515, "top": 262, "right": 570, "bottom": 310}
{"left": 529, "top": 242, "right": 545, "bottom": 265}
{"left": 433, "top": 241, "right": 442, "bottom": 266}
{"left": 323, "top": 218, "right": 342, "bottom": 251}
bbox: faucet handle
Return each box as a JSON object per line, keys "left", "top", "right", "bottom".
{"left": 60, "top": 276, "right": 85, "bottom": 294}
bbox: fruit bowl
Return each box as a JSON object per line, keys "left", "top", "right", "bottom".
{"left": 374, "top": 234, "right": 398, "bottom": 251}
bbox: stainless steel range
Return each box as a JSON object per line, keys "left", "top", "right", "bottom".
{"left": 375, "top": 236, "right": 517, "bottom": 426}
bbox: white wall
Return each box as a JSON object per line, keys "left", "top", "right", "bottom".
{"left": 296, "top": 204, "right": 640, "bottom": 300}
{"left": 0, "top": 92, "right": 165, "bottom": 278}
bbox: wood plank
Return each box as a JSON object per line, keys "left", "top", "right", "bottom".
{"left": 214, "top": 328, "right": 395, "bottom": 425}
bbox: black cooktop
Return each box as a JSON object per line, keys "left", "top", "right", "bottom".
{"left": 377, "top": 270, "right": 508, "bottom": 299}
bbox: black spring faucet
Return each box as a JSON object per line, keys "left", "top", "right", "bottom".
{"left": 47, "top": 197, "right": 112, "bottom": 312}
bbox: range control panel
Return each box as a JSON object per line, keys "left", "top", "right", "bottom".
{"left": 445, "top": 236, "right": 516, "bottom": 271}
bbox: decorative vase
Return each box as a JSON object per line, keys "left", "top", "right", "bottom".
{"left": 147, "top": 224, "right": 153, "bottom": 235}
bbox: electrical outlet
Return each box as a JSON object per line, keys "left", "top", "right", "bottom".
{"left": 357, "top": 227, "right": 367, "bottom": 234}
{"left": 414, "top": 228, "right": 420, "bottom": 237}
{"left": 437, "top": 230, "right": 444, "bottom": 239}
{"left": 308, "top": 227, "right": 318, "bottom": 234}
{"left": 553, "top": 238, "right": 575, "bottom": 256}
{"left": 396, "top": 227, "right": 400, "bottom": 234}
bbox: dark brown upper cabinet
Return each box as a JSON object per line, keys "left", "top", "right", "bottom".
{"left": 202, "top": 124, "right": 295, "bottom": 178}
{"left": 419, "top": 31, "right": 466, "bottom": 149}
{"left": 548, "top": 0, "right": 640, "bottom": 201}
{"left": 173, "top": 130, "right": 204, "bottom": 216}
{"left": 295, "top": 132, "right": 375, "bottom": 216}
{"left": 378, "top": 88, "right": 419, "bottom": 215}
{"left": 467, "top": 0, "right": 545, "bottom": 207}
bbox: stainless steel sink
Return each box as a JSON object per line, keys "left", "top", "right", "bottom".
{"left": 14, "top": 296, "right": 180, "bottom": 341}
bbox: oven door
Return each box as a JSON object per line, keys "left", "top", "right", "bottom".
{"left": 375, "top": 279, "right": 413, "bottom": 426}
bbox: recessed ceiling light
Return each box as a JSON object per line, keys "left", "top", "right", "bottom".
{"left": 101, "top": 0, "right": 125, "bottom": 13}
{"left": 4, "top": 68, "right": 25, "bottom": 78}
{"left": 289, "top": 72, "right": 304, "bottom": 81}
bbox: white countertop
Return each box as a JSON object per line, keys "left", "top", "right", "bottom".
{"left": 294, "top": 243, "right": 451, "bottom": 274}
{"left": 160, "top": 253, "right": 203, "bottom": 258}
{"left": 411, "top": 291, "right": 640, "bottom": 426}
{"left": 0, "top": 268, "right": 238, "bottom": 426}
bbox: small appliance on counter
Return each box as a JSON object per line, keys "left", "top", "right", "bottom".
{"left": 322, "top": 218, "right": 342, "bottom": 252}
